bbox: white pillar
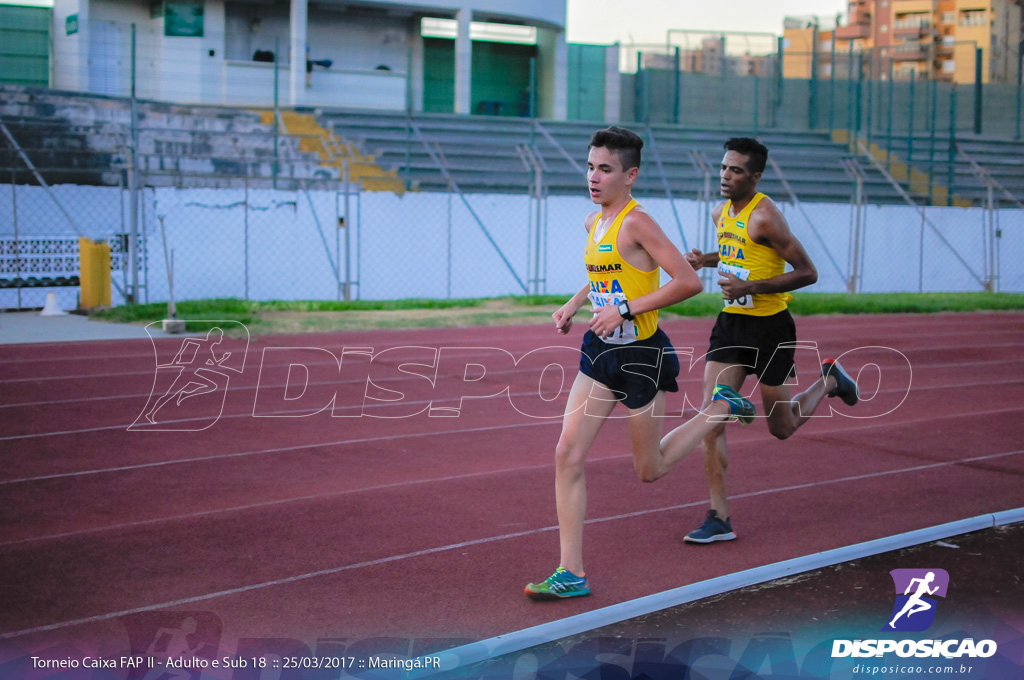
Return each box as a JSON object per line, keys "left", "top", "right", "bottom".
{"left": 551, "top": 32, "right": 568, "bottom": 120}
{"left": 604, "top": 43, "right": 621, "bottom": 123}
{"left": 201, "top": 0, "right": 226, "bottom": 105}
{"left": 454, "top": 7, "right": 472, "bottom": 115}
{"left": 53, "top": 0, "right": 90, "bottom": 91}
{"left": 537, "top": 27, "right": 568, "bottom": 120}
{"left": 409, "top": 22, "right": 425, "bottom": 112}
{"left": 289, "top": 0, "right": 308, "bottom": 106}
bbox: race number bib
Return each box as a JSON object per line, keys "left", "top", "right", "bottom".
{"left": 587, "top": 291, "right": 638, "bottom": 344}
{"left": 718, "top": 262, "right": 754, "bottom": 309}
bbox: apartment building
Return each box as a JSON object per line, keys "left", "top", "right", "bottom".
{"left": 783, "top": 0, "right": 1022, "bottom": 83}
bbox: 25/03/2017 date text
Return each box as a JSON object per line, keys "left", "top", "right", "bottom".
{"left": 276, "top": 656, "right": 443, "bottom": 671}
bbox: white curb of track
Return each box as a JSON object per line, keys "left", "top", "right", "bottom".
{"left": 407, "top": 509, "right": 1023, "bottom": 679}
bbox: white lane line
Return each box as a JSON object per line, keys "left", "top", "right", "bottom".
{"left": 4, "top": 410, "right": 1022, "bottom": 545}
{"left": 3, "top": 322, "right": 1017, "bottom": 367}
{"left": 0, "top": 420, "right": 560, "bottom": 485}
{"left": 2, "top": 338, "right": 1021, "bottom": 385}
{"left": 2, "top": 447, "right": 1020, "bottom": 641}
{"left": 3, "top": 392, "right": 1022, "bottom": 486}
{"left": 1, "top": 364, "right": 1016, "bottom": 443}
{"left": 0, "top": 354, "right": 1016, "bottom": 411}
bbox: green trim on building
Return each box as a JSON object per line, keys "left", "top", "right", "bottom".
{"left": 567, "top": 44, "right": 606, "bottom": 121}
{"left": 0, "top": 5, "right": 52, "bottom": 87}
{"left": 422, "top": 37, "right": 537, "bottom": 116}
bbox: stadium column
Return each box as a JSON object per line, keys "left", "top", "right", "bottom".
{"left": 535, "top": 25, "right": 569, "bottom": 119}
{"left": 290, "top": 0, "right": 308, "bottom": 106}
{"left": 604, "top": 44, "right": 621, "bottom": 124}
{"left": 552, "top": 31, "right": 569, "bottom": 119}
{"left": 454, "top": 7, "right": 472, "bottom": 114}
{"left": 55, "top": 0, "right": 91, "bottom": 91}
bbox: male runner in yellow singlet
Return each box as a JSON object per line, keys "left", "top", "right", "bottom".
{"left": 682, "top": 137, "right": 860, "bottom": 545}
{"left": 524, "top": 127, "right": 760, "bottom": 600}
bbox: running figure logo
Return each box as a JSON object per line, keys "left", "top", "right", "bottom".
{"left": 882, "top": 568, "right": 950, "bottom": 632}
{"left": 121, "top": 611, "right": 221, "bottom": 680}
{"left": 130, "top": 323, "right": 249, "bottom": 431}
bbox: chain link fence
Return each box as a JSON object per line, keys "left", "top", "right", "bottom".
{"left": 623, "top": 40, "right": 1023, "bottom": 139}
{"left": 3, "top": 12, "right": 1022, "bottom": 310}
{"left": 3, "top": 166, "right": 1022, "bottom": 311}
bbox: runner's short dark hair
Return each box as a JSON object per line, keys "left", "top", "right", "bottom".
{"left": 589, "top": 126, "right": 643, "bottom": 171}
{"left": 724, "top": 137, "right": 768, "bottom": 174}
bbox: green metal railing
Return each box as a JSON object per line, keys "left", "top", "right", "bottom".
{"left": 622, "top": 41, "right": 1022, "bottom": 144}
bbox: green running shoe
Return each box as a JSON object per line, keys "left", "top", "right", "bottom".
{"left": 712, "top": 384, "right": 756, "bottom": 425}
{"left": 524, "top": 567, "right": 591, "bottom": 600}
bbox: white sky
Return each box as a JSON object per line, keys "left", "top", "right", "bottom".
{"left": 4, "top": 0, "right": 851, "bottom": 44}
{"left": 568, "top": 0, "right": 848, "bottom": 45}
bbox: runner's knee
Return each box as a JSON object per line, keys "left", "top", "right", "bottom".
{"left": 554, "top": 441, "right": 587, "bottom": 479}
{"left": 768, "top": 419, "right": 796, "bottom": 440}
{"left": 633, "top": 457, "right": 662, "bottom": 483}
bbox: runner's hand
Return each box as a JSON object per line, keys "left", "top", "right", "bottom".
{"left": 686, "top": 248, "right": 704, "bottom": 271}
{"left": 553, "top": 306, "right": 575, "bottom": 334}
{"left": 588, "top": 304, "right": 625, "bottom": 340}
{"left": 718, "top": 272, "right": 750, "bottom": 301}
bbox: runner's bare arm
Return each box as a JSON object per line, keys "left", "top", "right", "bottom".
{"left": 553, "top": 212, "right": 602, "bottom": 334}
{"left": 589, "top": 211, "right": 702, "bottom": 335}
{"left": 719, "top": 198, "right": 817, "bottom": 301}
{"left": 554, "top": 284, "right": 591, "bottom": 334}
{"left": 686, "top": 202, "right": 726, "bottom": 271}
{"left": 626, "top": 212, "right": 703, "bottom": 314}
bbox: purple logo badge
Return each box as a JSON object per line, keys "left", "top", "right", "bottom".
{"left": 882, "top": 568, "right": 950, "bottom": 632}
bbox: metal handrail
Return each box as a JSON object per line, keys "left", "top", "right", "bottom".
{"left": 533, "top": 121, "right": 585, "bottom": 177}
{"left": 956, "top": 146, "right": 1024, "bottom": 210}
{"left": 688, "top": 149, "right": 716, "bottom": 289}
{"left": 767, "top": 155, "right": 847, "bottom": 284}
{"left": 1, "top": 121, "right": 128, "bottom": 300}
{"left": 408, "top": 120, "right": 528, "bottom": 294}
{"left": 645, "top": 127, "right": 688, "bottom": 251}
{"left": 856, "top": 139, "right": 986, "bottom": 288}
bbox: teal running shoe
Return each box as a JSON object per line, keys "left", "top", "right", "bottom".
{"left": 712, "top": 384, "right": 756, "bottom": 425}
{"left": 524, "top": 567, "right": 590, "bottom": 600}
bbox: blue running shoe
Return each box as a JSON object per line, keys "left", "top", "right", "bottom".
{"left": 712, "top": 384, "right": 756, "bottom": 424}
{"left": 822, "top": 359, "right": 859, "bottom": 406}
{"left": 525, "top": 567, "right": 590, "bottom": 600}
{"left": 684, "top": 509, "right": 737, "bottom": 544}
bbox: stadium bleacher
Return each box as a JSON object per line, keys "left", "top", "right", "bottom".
{"left": 879, "top": 134, "right": 1024, "bottom": 207}
{"left": 2, "top": 84, "right": 1021, "bottom": 207}
{"left": 0, "top": 85, "right": 333, "bottom": 188}
{"left": 320, "top": 108, "right": 917, "bottom": 204}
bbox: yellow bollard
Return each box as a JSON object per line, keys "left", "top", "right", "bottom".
{"left": 78, "top": 237, "right": 111, "bottom": 308}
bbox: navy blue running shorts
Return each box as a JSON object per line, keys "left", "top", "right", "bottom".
{"left": 579, "top": 327, "right": 680, "bottom": 409}
{"left": 706, "top": 309, "right": 797, "bottom": 387}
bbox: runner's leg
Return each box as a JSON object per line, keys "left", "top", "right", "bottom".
{"left": 555, "top": 372, "right": 617, "bottom": 575}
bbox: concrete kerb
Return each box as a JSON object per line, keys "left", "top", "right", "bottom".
{"left": 0, "top": 311, "right": 196, "bottom": 344}
{"left": 406, "top": 509, "right": 1023, "bottom": 679}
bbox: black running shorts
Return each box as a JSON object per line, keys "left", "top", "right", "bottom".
{"left": 706, "top": 309, "right": 798, "bottom": 387}
{"left": 579, "top": 328, "right": 680, "bottom": 409}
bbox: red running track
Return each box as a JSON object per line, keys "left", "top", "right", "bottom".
{"left": 1, "top": 312, "right": 1022, "bottom": 663}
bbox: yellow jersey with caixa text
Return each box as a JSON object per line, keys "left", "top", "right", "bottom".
{"left": 584, "top": 198, "right": 660, "bottom": 343}
{"left": 717, "top": 193, "right": 792, "bottom": 316}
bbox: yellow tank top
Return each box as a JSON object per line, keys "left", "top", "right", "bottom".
{"left": 717, "top": 193, "right": 792, "bottom": 316}
{"left": 584, "top": 198, "right": 660, "bottom": 343}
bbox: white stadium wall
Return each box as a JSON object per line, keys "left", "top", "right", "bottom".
{"left": 2, "top": 185, "right": 1020, "bottom": 312}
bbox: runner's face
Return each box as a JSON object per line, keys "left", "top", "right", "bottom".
{"left": 587, "top": 146, "right": 636, "bottom": 205}
{"left": 720, "top": 150, "right": 760, "bottom": 200}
